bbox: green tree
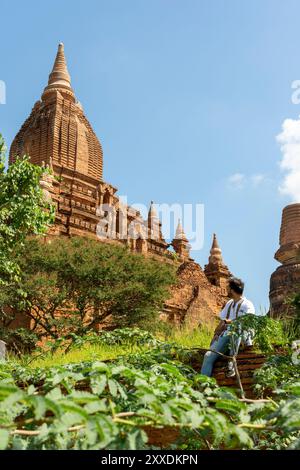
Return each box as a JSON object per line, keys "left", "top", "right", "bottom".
{"left": 0, "top": 134, "right": 55, "bottom": 285}
{"left": 1, "top": 237, "right": 176, "bottom": 348}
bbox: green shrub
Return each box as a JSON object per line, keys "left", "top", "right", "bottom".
{"left": 229, "top": 314, "right": 288, "bottom": 354}
{"left": 0, "top": 133, "right": 54, "bottom": 286}
{"left": 0, "top": 238, "right": 176, "bottom": 351}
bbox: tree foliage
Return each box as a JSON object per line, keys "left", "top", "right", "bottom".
{"left": 0, "top": 133, "right": 55, "bottom": 285}
{"left": 0, "top": 237, "right": 176, "bottom": 349}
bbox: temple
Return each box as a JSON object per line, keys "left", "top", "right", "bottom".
{"left": 9, "top": 43, "right": 234, "bottom": 326}
{"left": 270, "top": 203, "right": 300, "bottom": 317}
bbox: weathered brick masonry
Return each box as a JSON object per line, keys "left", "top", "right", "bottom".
{"left": 270, "top": 203, "right": 300, "bottom": 318}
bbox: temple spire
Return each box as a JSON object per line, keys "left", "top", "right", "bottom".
{"left": 43, "top": 43, "right": 74, "bottom": 97}
{"left": 208, "top": 233, "right": 224, "bottom": 265}
{"left": 148, "top": 201, "right": 158, "bottom": 220}
{"left": 174, "top": 219, "right": 188, "bottom": 241}
{"left": 212, "top": 232, "right": 219, "bottom": 249}
{"left": 204, "top": 233, "right": 231, "bottom": 294}
{"left": 148, "top": 201, "right": 160, "bottom": 239}
{"left": 171, "top": 220, "right": 191, "bottom": 259}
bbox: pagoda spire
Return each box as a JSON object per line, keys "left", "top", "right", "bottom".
{"left": 204, "top": 233, "right": 231, "bottom": 294}
{"left": 171, "top": 219, "right": 191, "bottom": 260}
{"left": 208, "top": 233, "right": 224, "bottom": 265}
{"left": 148, "top": 201, "right": 160, "bottom": 239}
{"left": 174, "top": 219, "right": 188, "bottom": 241}
{"left": 43, "top": 43, "right": 74, "bottom": 97}
{"left": 148, "top": 201, "right": 158, "bottom": 220}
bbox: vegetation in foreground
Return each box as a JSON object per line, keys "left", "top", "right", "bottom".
{"left": 0, "top": 326, "right": 300, "bottom": 450}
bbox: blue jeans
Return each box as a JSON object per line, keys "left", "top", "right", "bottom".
{"left": 201, "top": 333, "right": 242, "bottom": 377}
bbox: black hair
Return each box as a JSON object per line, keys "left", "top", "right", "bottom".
{"left": 229, "top": 277, "right": 244, "bottom": 295}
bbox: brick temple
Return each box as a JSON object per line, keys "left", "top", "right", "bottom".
{"left": 9, "top": 43, "right": 234, "bottom": 327}
{"left": 270, "top": 203, "right": 300, "bottom": 318}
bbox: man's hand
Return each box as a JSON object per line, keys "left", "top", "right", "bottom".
{"left": 224, "top": 319, "right": 232, "bottom": 324}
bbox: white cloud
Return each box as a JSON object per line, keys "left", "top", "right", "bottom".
{"left": 251, "top": 174, "right": 265, "bottom": 187}
{"left": 227, "top": 173, "right": 266, "bottom": 190}
{"left": 277, "top": 118, "right": 300, "bottom": 202}
{"left": 228, "top": 173, "right": 245, "bottom": 189}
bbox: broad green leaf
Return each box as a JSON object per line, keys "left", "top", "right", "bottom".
{"left": 91, "top": 375, "right": 107, "bottom": 395}
{"left": 0, "top": 429, "right": 9, "bottom": 450}
{"left": 108, "top": 379, "right": 118, "bottom": 397}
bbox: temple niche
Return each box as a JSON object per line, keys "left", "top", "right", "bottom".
{"left": 9, "top": 43, "right": 233, "bottom": 327}
{"left": 270, "top": 203, "right": 300, "bottom": 318}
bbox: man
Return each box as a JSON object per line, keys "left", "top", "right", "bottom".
{"left": 201, "top": 277, "right": 255, "bottom": 378}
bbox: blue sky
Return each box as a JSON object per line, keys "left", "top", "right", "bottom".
{"left": 1, "top": 0, "right": 300, "bottom": 311}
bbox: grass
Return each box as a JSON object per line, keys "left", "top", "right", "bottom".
{"left": 19, "top": 325, "right": 214, "bottom": 369}
{"left": 23, "top": 343, "right": 150, "bottom": 368}
{"left": 165, "top": 325, "right": 213, "bottom": 349}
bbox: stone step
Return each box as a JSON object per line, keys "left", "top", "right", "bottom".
{"left": 189, "top": 347, "right": 268, "bottom": 398}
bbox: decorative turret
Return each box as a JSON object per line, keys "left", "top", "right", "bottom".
{"left": 208, "top": 233, "right": 224, "bottom": 265}
{"left": 171, "top": 220, "right": 191, "bottom": 260}
{"left": 270, "top": 203, "right": 300, "bottom": 317}
{"left": 147, "top": 201, "right": 161, "bottom": 240}
{"left": 204, "top": 233, "right": 231, "bottom": 295}
{"left": 144, "top": 201, "right": 168, "bottom": 255}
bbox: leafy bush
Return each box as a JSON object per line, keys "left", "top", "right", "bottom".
{"left": 72, "top": 328, "right": 163, "bottom": 348}
{"left": 1, "top": 341, "right": 300, "bottom": 450}
{"left": 254, "top": 354, "right": 300, "bottom": 396}
{"left": 41, "top": 328, "right": 163, "bottom": 355}
{"left": 228, "top": 314, "right": 288, "bottom": 354}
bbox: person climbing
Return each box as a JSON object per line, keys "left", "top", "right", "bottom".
{"left": 201, "top": 277, "right": 255, "bottom": 378}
